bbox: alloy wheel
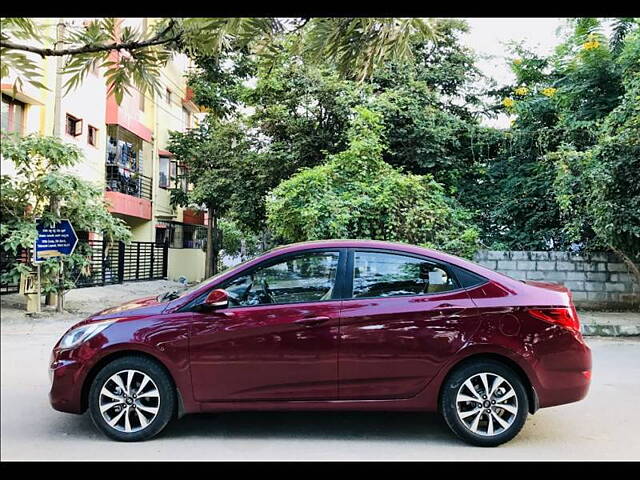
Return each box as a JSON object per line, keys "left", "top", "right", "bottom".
{"left": 455, "top": 372, "right": 518, "bottom": 437}
{"left": 99, "top": 369, "right": 160, "bottom": 433}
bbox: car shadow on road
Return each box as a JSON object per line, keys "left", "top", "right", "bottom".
{"left": 53, "top": 410, "right": 458, "bottom": 444}
{"left": 162, "top": 411, "right": 458, "bottom": 444}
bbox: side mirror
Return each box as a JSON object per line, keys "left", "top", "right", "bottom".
{"left": 203, "top": 289, "right": 229, "bottom": 309}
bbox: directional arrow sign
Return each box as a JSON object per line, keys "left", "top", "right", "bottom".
{"left": 33, "top": 219, "right": 79, "bottom": 263}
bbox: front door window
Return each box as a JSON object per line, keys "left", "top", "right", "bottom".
{"left": 221, "top": 251, "right": 340, "bottom": 307}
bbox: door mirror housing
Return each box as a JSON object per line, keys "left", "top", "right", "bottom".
{"left": 202, "top": 289, "right": 229, "bottom": 309}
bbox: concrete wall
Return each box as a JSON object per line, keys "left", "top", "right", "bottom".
{"left": 167, "top": 248, "right": 206, "bottom": 284}
{"left": 473, "top": 251, "right": 639, "bottom": 309}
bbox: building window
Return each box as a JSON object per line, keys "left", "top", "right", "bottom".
{"left": 65, "top": 114, "right": 83, "bottom": 137}
{"left": 1, "top": 94, "right": 26, "bottom": 135}
{"left": 169, "top": 160, "right": 189, "bottom": 192}
{"left": 139, "top": 91, "right": 145, "bottom": 112}
{"left": 165, "top": 88, "right": 172, "bottom": 105}
{"left": 87, "top": 125, "right": 97, "bottom": 146}
{"left": 159, "top": 156, "right": 170, "bottom": 189}
{"left": 156, "top": 221, "right": 207, "bottom": 249}
{"left": 182, "top": 107, "right": 191, "bottom": 130}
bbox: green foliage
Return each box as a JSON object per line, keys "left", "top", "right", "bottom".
{"left": 218, "top": 218, "right": 262, "bottom": 261}
{"left": 186, "top": 46, "right": 256, "bottom": 119}
{"left": 297, "top": 18, "right": 440, "bottom": 81}
{"left": 266, "top": 108, "right": 480, "bottom": 258}
{"left": 1, "top": 17, "right": 442, "bottom": 104}
{"left": 479, "top": 18, "right": 640, "bottom": 255}
{"left": 234, "top": 47, "right": 365, "bottom": 231}
{"left": 0, "top": 133, "right": 131, "bottom": 293}
{"left": 554, "top": 70, "right": 640, "bottom": 276}
{"left": 239, "top": 21, "right": 496, "bottom": 232}
{"left": 168, "top": 116, "right": 250, "bottom": 214}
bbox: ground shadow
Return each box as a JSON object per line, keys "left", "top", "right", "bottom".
{"left": 163, "top": 410, "right": 457, "bottom": 444}
{"left": 52, "top": 410, "right": 459, "bottom": 445}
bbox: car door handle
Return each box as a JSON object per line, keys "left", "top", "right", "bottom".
{"left": 432, "top": 303, "right": 467, "bottom": 318}
{"left": 295, "top": 315, "right": 331, "bottom": 327}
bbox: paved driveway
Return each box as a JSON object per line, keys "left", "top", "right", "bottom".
{"left": 1, "top": 316, "right": 638, "bottom": 461}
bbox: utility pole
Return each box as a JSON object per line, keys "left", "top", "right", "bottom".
{"left": 52, "top": 18, "right": 66, "bottom": 137}
{"left": 47, "top": 18, "right": 66, "bottom": 311}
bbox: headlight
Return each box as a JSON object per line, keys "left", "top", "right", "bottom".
{"left": 58, "top": 320, "right": 116, "bottom": 349}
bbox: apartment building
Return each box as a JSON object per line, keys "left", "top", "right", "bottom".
{"left": 1, "top": 17, "right": 208, "bottom": 284}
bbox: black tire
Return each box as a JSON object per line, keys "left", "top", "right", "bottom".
{"left": 440, "top": 359, "right": 528, "bottom": 447}
{"left": 88, "top": 356, "right": 176, "bottom": 442}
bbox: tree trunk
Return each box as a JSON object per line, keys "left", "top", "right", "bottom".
{"left": 212, "top": 211, "right": 219, "bottom": 275}
{"left": 205, "top": 207, "right": 214, "bottom": 278}
{"left": 610, "top": 246, "right": 640, "bottom": 302}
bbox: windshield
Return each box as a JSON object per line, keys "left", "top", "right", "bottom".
{"left": 158, "top": 255, "right": 262, "bottom": 302}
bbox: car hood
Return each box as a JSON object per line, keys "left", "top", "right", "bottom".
{"left": 73, "top": 295, "right": 169, "bottom": 328}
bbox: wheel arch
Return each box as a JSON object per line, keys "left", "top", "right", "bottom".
{"left": 437, "top": 352, "right": 539, "bottom": 415}
{"left": 80, "top": 350, "right": 185, "bottom": 418}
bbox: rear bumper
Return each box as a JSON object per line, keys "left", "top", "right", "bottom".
{"left": 533, "top": 332, "right": 592, "bottom": 409}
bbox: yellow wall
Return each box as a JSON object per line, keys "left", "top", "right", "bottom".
{"left": 2, "top": 17, "right": 205, "bottom": 265}
{"left": 167, "top": 248, "right": 206, "bottom": 283}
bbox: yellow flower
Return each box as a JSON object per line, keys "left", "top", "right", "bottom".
{"left": 514, "top": 87, "right": 529, "bottom": 96}
{"left": 542, "top": 87, "right": 557, "bottom": 97}
{"left": 583, "top": 40, "right": 600, "bottom": 51}
{"left": 502, "top": 97, "right": 515, "bottom": 108}
{"left": 513, "top": 58, "right": 523, "bottom": 65}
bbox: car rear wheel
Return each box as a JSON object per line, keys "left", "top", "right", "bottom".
{"left": 440, "top": 360, "right": 528, "bottom": 447}
{"left": 88, "top": 356, "right": 175, "bottom": 441}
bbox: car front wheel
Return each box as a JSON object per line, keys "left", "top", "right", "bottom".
{"left": 440, "top": 360, "right": 529, "bottom": 447}
{"left": 88, "top": 356, "right": 176, "bottom": 441}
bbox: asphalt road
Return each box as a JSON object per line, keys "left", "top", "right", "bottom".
{"left": 1, "top": 319, "right": 639, "bottom": 461}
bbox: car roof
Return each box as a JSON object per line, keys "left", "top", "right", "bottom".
{"left": 268, "top": 239, "right": 525, "bottom": 288}
{"left": 270, "top": 239, "right": 470, "bottom": 267}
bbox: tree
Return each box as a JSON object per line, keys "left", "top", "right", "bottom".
{"left": 1, "top": 17, "right": 441, "bottom": 103}
{"left": 0, "top": 133, "right": 131, "bottom": 307}
{"left": 553, "top": 33, "right": 640, "bottom": 286}
{"left": 266, "top": 108, "right": 480, "bottom": 259}
{"left": 475, "top": 19, "right": 639, "bottom": 251}
{"left": 167, "top": 117, "right": 250, "bottom": 276}
{"left": 233, "top": 45, "right": 365, "bottom": 233}
{"left": 238, "top": 21, "right": 497, "bottom": 233}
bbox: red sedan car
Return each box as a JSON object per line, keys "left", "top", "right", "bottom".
{"left": 49, "top": 240, "right": 591, "bottom": 446}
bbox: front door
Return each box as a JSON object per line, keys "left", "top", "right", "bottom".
{"left": 338, "top": 249, "right": 479, "bottom": 400}
{"left": 189, "top": 249, "right": 345, "bottom": 402}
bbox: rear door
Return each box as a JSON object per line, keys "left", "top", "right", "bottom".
{"left": 338, "top": 249, "right": 480, "bottom": 400}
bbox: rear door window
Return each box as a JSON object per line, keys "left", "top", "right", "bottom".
{"left": 352, "top": 251, "right": 458, "bottom": 298}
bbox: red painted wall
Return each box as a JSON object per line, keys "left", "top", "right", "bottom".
{"left": 105, "top": 191, "right": 152, "bottom": 220}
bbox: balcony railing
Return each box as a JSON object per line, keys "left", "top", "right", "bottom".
{"left": 105, "top": 165, "right": 152, "bottom": 200}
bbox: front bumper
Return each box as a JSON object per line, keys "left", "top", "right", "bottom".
{"left": 49, "top": 348, "right": 91, "bottom": 414}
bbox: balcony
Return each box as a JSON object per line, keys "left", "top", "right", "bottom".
{"left": 105, "top": 166, "right": 153, "bottom": 220}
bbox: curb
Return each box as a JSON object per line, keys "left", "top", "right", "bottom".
{"left": 581, "top": 324, "right": 640, "bottom": 337}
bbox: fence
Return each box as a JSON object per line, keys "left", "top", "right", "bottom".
{"left": 0, "top": 240, "right": 167, "bottom": 294}
{"left": 473, "top": 250, "right": 639, "bottom": 308}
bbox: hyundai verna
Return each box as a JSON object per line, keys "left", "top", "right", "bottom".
{"left": 49, "top": 240, "right": 591, "bottom": 446}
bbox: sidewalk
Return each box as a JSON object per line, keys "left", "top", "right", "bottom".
{"left": 578, "top": 310, "right": 640, "bottom": 337}
{"left": 1, "top": 280, "right": 638, "bottom": 336}
{"left": 0, "top": 280, "right": 184, "bottom": 333}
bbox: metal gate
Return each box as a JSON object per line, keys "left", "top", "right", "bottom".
{"left": 0, "top": 240, "right": 168, "bottom": 294}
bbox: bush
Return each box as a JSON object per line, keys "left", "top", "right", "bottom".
{"left": 266, "top": 108, "right": 480, "bottom": 258}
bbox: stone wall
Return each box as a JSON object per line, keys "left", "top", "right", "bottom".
{"left": 472, "top": 251, "right": 639, "bottom": 309}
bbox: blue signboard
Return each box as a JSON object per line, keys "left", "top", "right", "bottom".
{"left": 33, "top": 219, "right": 78, "bottom": 263}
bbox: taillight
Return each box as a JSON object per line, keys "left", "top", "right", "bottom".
{"left": 527, "top": 307, "right": 580, "bottom": 332}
